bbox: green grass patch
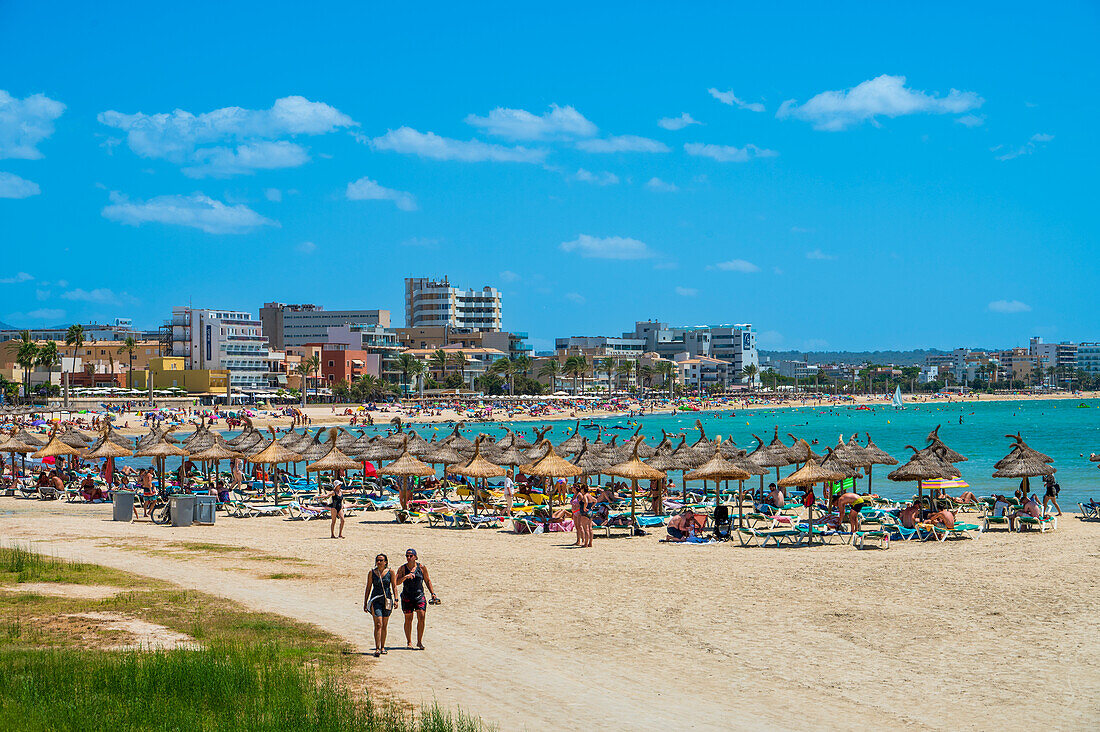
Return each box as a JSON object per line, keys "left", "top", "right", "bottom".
{"left": 0, "top": 644, "right": 488, "bottom": 731}
{"left": 0, "top": 545, "right": 138, "bottom": 587}
{"left": 265, "top": 572, "right": 306, "bottom": 580}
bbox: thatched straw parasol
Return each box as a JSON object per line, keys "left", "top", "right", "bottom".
{"left": 134, "top": 431, "right": 190, "bottom": 492}
{"left": 246, "top": 430, "right": 303, "bottom": 504}
{"left": 993, "top": 434, "right": 1055, "bottom": 496}
{"left": 188, "top": 441, "right": 242, "bottom": 463}
{"left": 572, "top": 438, "right": 613, "bottom": 477}
{"left": 922, "top": 425, "right": 968, "bottom": 463}
{"left": 860, "top": 432, "right": 897, "bottom": 494}
{"left": 686, "top": 437, "right": 751, "bottom": 524}
{"left": 11, "top": 427, "right": 46, "bottom": 448}
{"left": 33, "top": 428, "right": 83, "bottom": 461}
{"left": 557, "top": 420, "right": 584, "bottom": 455}
{"left": 607, "top": 438, "right": 667, "bottom": 532}
{"left": 777, "top": 443, "right": 846, "bottom": 546}
{"left": 0, "top": 429, "right": 38, "bottom": 480}
{"left": 182, "top": 418, "right": 213, "bottom": 451}
{"left": 690, "top": 420, "right": 715, "bottom": 459}
{"left": 357, "top": 437, "right": 402, "bottom": 464}
{"left": 83, "top": 433, "right": 133, "bottom": 460}
{"left": 746, "top": 428, "right": 796, "bottom": 500}
{"left": 995, "top": 433, "right": 1053, "bottom": 467}
{"left": 306, "top": 431, "right": 363, "bottom": 491}
{"left": 59, "top": 427, "right": 91, "bottom": 450}
{"left": 379, "top": 437, "right": 436, "bottom": 510}
{"left": 422, "top": 440, "right": 466, "bottom": 469}
{"left": 521, "top": 440, "right": 584, "bottom": 514}
{"left": 494, "top": 441, "right": 529, "bottom": 468}
{"left": 447, "top": 436, "right": 504, "bottom": 515}
{"left": 888, "top": 445, "right": 960, "bottom": 516}
{"left": 441, "top": 422, "right": 474, "bottom": 453}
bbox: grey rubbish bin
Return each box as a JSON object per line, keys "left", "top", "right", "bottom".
{"left": 170, "top": 495, "right": 195, "bottom": 527}
{"left": 112, "top": 491, "right": 135, "bottom": 521}
{"left": 193, "top": 495, "right": 217, "bottom": 525}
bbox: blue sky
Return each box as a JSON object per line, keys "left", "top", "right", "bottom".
{"left": 1, "top": 1, "right": 1097, "bottom": 352}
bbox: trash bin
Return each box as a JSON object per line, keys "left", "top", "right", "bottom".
{"left": 112, "top": 491, "right": 135, "bottom": 521}
{"left": 193, "top": 495, "right": 217, "bottom": 525}
{"left": 170, "top": 495, "right": 195, "bottom": 527}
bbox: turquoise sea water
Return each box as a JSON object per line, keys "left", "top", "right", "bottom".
{"left": 129, "top": 397, "right": 1100, "bottom": 508}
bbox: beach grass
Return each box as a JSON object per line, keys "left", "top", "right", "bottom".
{"left": 0, "top": 545, "right": 490, "bottom": 731}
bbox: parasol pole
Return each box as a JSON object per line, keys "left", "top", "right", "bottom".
{"left": 629, "top": 478, "right": 637, "bottom": 537}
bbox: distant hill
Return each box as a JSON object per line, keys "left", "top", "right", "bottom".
{"left": 761, "top": 349, "right": 950, "bottom": 366}
{"left": 0, "top": 321, "right": 17, "bottom": 331}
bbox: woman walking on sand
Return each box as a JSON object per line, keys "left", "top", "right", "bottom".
{"left": 364, "top": 553, "right": 397, "bottom": 657}
{"left": 395, "top": 548, "right": 438, "bottom": 650}
{"left": 323, "top": 476, "right": 346, "bottom": 538}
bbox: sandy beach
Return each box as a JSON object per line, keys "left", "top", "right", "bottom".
{"left": 2, "top": 498, "right": 1096, "bottom": 730}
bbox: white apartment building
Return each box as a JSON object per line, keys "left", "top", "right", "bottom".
{"left": 1078, "top": 343, "right": 1100, "bottom": 375}
{"left": 169, "top": 307, "right": 280, "bottom": 391}
{"left": 626, "top": 321, "right": 758, "bottom": 383}
{"left": 259, "top": 302, "right": 390, "bottom": 351}
{"left": 404, "top": 277, "right": 502, "bottom": 331}
{"left": 675, "top": 355, "right": 731, "bottom": 390}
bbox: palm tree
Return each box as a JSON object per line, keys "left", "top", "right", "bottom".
{"left": 574, "top": 356, "right": 589, "bottom": 394}
{"left": 448, "top": 351, "right": 468, "bottom": 389}
{"left": 616, "top": 359, "right": 634, "bottom": 395}
{"left": 539, "top": 359, "right": 561, "bottom": 392}
{"left": 15, "top": 331, "right": 38, "bottom": 399}
{"left": 35, "top": 341, "right": 60, "bottom": 399}
{"left": 354, "top": 374, "right": 385, "bottom": 401}
{"left": 655, "top": 360, "right": 676, "bottom": 398}
{"left": 488, "top": 357, "right": 514, "bottom": 393}
{"left": 513, "top": 354, "right": 532, "bottom": 379}
{"left": 293, "top": 362, "right": 312, "bottom": 407}
{"left": 305, "top": 354, "right": 321, "bottom": 395}
{"left": 762, "top": 367, "right": 778, "bottom": 393}
{"left": 429, "top": 349, "right": 448, "bottom": 381}
{"left": 64, "top": 324, "right": 85, "bottom": 407}
{"left": 396, "top": 353, "right": 423, "bottom": 395}
{"left": 741, "top": 363, "right": 759, "bottom": 390}
{"left": 597, "top": 357, "right": 615, "bottom": 398}
{"left": 563, "top": 356, "right": 581, "bottom": 395}
{"left": 117, "top": 336, "right": 138, "bottom": 386}
{"left": 637, "top": 363, "right": 654, "bottom": 398}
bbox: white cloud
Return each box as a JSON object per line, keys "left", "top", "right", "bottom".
{"left": 97, "top": 96, "right": 353, "bottom": 176}
{"left": 575, "top": 135, "right": 669, "bottom": 153}
{"left": 561, "top": 234, "right": 653, "bottom": 260}
{"left": 988, "top": 299, "right": 1031, "bottom": 313}
{"left": 297, "top": 241, "right": 316, "bottom": 254}
{"left": 35, "top": 289, "right": 50, "bottom": 301}
{"left": 707, "top": 88, "right": 765, "bottom": 113}
{"left": 101, "top": 192, "right": 277, "bottom": 234}
{"left": 675, "top": 286, "right": 697, "bottom": 297}
{"left": 713, "top": 259, "right": 759, "bottom": 273}
{"left": 61, "top": 288, "right": 133, "bottom": 305}
{"left": 465, "top": 104, "right": 596, "bottom": 140}
{"left": 994, "top": 133, "right": 1054, "bottom": 161}
{"left": 346, "top": 176, "right": 417, "bottom": 211}
{"left": 956, "top": 114, "right": 985, "bottom": 128}
{"left": 657, "top": 112, "right": 701, "bottom": 131}
{"left": 6, "top": 308, "right": 66, "bottom": 322}
{"left": 574, "top": 168, "right": 619, "bottom": 185}
{"left": 181, "top": 140, "right": 309, "bottom": 178}
{"left": 564, "top": 292, "right": 586, "bottom": 304}
{"left": 265, "top": 188, "right": 282, "bottom": 202}
{"left": 0, "top": 90, "right": 65, "bottom": 159}
{"left": 645, "top": 177, "right": 678, "bottom": 192}
{"left": 371, "top": 127, "right": 545, "bottom": 163}
{"left": 499, "top": 270, "right": 520, "bottom": 282}
{"left": 806, "top": 249, "right": 834, "bottom": 260}
{"left": 0, "top": 171, "right": 41, "bottom": 198}
{"left": 684, "top": 142, "right": 777, "bottom": 162}
{"left": 0, "top": 271, "right": 33, "bottom": 284}
{"left": 776, "top": 75, "right": 983, "bottom": 131}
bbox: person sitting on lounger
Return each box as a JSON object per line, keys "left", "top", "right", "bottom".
{"left": 666, "top": 510, "right": 699, "bottom": 542}
{"left": 1009, "top": 494, "right": 1042, "bottom": 531}
{"left": 926, "top": 509, "right": 955, "bottom": 529}
{"left": 992, "top": 494, "right": 1011, "bottom": 518}
{"left": 954, "top": 491, "right": 978, "bottom": 505}
{"left": 767, "top": 483, "right": 785, "bottom": 509}
{"left": 899, "top": 501, "right": 921, "bottom": 529}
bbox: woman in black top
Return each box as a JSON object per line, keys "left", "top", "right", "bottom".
{"left": 1042, "top": 475, "right": 1062, "bottom": 516}
{"left": 323, "top": 477, "right": 346, "bottom": 539}
{"left": 395, "top": 548, "right": 438, "bottom": 650}
{"left": 364, "top": 553, "right": 397, "bottom": 657}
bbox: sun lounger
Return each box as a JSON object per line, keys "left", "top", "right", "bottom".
{"left": 926, "top": 522, "right": 982, "bottom": 541}
{"left": 736, "top": 527, "right": 800, "bottom": 547}
{"left": 228, "top": 500, "right": 288, "bottom": 518}
{"left": 286, "top": 501, "right": 330, "bottom": 520}
{"left": 1015, "top": 515, "right": 1056, "bottom": 533}
{"left": 1078, "top": 503, "right": 1100, "bottom": 520}
{"left": 852, "top": 529, "right": 891, "bottom": 549}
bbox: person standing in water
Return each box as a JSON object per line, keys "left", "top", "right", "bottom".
{"left": 395, "top": 549, "right": 438, "bottom": 650}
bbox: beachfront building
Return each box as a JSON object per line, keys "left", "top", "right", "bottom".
{"left": 1030, "top": 336, "right": 1078, "bottom": 386}
{"left": 402, "top": 345, "right": 507, "bottom": 389}
{"left": 994, "top": 347, "right": 1037, "bottom": 382}
{"left": 129, "top": 357, "right": 229, "bottom": 394}
{"left": 319, "top": 346, "right": 383, "bottom": 385}
{"left": 675, "top": 355, "right": 731, "bottom": 391}
{"left": 0, "top": 337, "right": 162, "bottom": 390}
{"left": 167, "top": 307, "right": 282, "bottom": 392}
{"left": 766, "top": 359, "right": 820, "bottom": 380}
{"left": 404, "top": 276, "right": 502, "bottom": 331}
{"left": 1077, "top": 343, "right": 1100, "bottom": 375}
{"left": 625, "top": 321, "right": 759, "bottom": 384}
{"left": 325, "top": 325, "right": 403, "bottom": 384}
{"left": 259, "top": 302, "right": 391, "bottom": 351}
{"left": 395, "top": 326, "right": 531, "bottom": 360}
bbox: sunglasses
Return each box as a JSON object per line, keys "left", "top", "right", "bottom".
{"left": 376, "top": 558, "right": 386, "bottom": 562}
